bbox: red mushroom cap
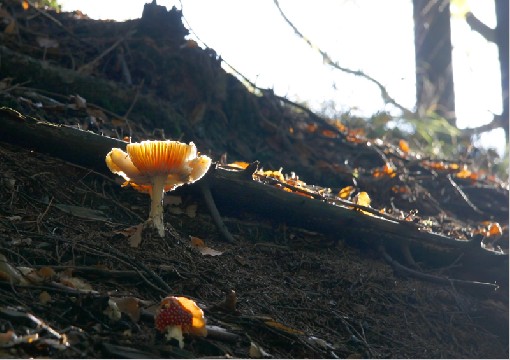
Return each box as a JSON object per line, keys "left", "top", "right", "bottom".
{"left": 155, "top": 296, "right": 207, "bottom": 336}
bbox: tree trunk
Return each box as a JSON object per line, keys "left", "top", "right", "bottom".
{"left": 495, "top": 0, "right": 509, "bottom": 140}
{"left": 413, "top": 0, "right": 456, "bottom": 125}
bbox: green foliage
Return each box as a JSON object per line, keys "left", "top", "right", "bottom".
{"left": 492, "top": 143, "right": 509, "bottom": 181}
{"left": 317, "top": 101, "right": 509, "bottom": 181}
{"left": 403, "top": 111, "right": 462, "bottom": 156}
{"left": 30, "top": 0, "right": 61, "bottom": 11}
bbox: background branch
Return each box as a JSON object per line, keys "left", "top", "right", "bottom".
{"left": 273, "top": 0, "right": 413, "bottom": 117}
{"left": 465, "top": 12, "right": 496, "bottom": 43}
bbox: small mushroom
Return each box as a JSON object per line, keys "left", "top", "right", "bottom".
{"left": 106, "top": 140, "right": 211, "bottom": 237}
{"left": 154, "top": 296, "right": 207, "bottom": 348}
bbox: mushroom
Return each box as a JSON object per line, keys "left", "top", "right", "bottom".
{"left": 106, "top": 140, "right": 211, "bottom": 237}
{"left": 154, "top": 296, "right": 207, "bottom": 348}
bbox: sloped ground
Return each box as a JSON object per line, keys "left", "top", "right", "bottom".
{"left": 0, "top": 140, "right": 507, "bottom": 358}
{"left": 0, "top": 1, "right": 508, "bottom": 358}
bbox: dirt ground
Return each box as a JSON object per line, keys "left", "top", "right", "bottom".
{"left": 0, "top": 140, "right": 507, "bottom": 359}
{"left": 0, "top": 1, "right": 508, "bottom": 358}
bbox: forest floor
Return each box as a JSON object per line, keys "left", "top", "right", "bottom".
{"left": 0, "top": 1, "right": 508, "bottom": 358}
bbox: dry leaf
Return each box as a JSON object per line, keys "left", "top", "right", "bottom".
{"left": 37, "top": 266, "right": 56, "bottom": 279}
{"left": 72, "top": 94, "right": 86, "bottom": 109}
{"left": 0, "top": 78, "right": 13, "bottom": 91}
{"left": 185, "top": 204, "right": 197, "bottom": 218}
{"left": 111, "top": 297, "right": 141, "bottom": 322}
{"left": 488, "top": 223, "right": 503, "bottom": 237}
{"left": 164, "top": 195, "right": 182, "bottom": 206}
{"left": 181, "top": 39, "right": 199, "bottom": 48}
{"left": 61, "top": 268, "right": 74, "bottom": 278}
{"left": 306, "top": 123, "right": 318, "bottom": 133}
{"left": 18, "top": 267, "right": 46, "bottom": 284}
{"left": 228, "top": 161, "right": 250, "bottom": 169}
{"left": 258, "top": 169, "right": 284, "bottom": 182}
{"left": 190, "top": 102, "right": 207, "bottom": 125}
{"left": 455, "top": 165, "right": 473, "bottom": 179}
{"left": 36, "top": 37, "right": 59, "bottom": 49}
{"left": 128, "top": 224, "right": 144, "bottom": 248}
{"left": 59, "top": 276, "right": 93, "bottom": 291}
{"left": 354, "top": 192, "right": 371, "bottom": 207}
{"left": 199, "top": 246, "right": 223, "bottom": 256}
{"left": 168, "top": 206, "right": 184, "bottom": 215}
{"left": 115, "top": 224, "right": 144, "bottom": 248}
{"left": 0, "top": 271, "right": 15, "bottom": 282}
{"left": 4, "top": 21, "right": 16, "bottom": 35}
{"left": 39, "top": 291, "right": 52, "bottom": 305}
{"left": 0, "top": 330, "right": 17, "bottom": 347}
{"left": 249, "top": 341, "right": 271, "bottom": 358}
{"left": 264, "top": 319, "right": 304, "bottom": 335}
{"left": 353, "top": 192, "right": 373, "bottom": 216}
{"left": 190, "top": 236, "right": 205, "bottom": 247}
{"left": 338, "top": 185, "right": 355, "bottom": 199}
{"left": 373, "top": 163, "right": 396, "bottom": 178}
{"left": 0, "top": 255, "right": 23, "bottom": 284}
{"left": 399, "top": 139, "right": 410, "bottom": 154}
{"left": 111, "top": 118, "right": 127, "bottom": 127}
{"left": 6, "top": 215, "right": 21, "bottom": 221}
{"left": 103, "top": 299, "right": 121, "bottom": 321}
{"left": 214, "top": 290, "right": 238, "bottom": 313}
{"left": 321, "top": 129, "right": 338, "bottom": 138}
{"left": 86, "top": 108, "right": 108, "bottom": 122}
{"left": 190, "top": 236, "right": 223, "bottom": 256}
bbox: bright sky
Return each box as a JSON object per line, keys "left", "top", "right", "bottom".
{"left": 59, "top": 0, "right": 505, "bottom": 154}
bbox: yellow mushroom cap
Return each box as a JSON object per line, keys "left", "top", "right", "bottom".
{"left": 105, "top": 140, "right": 211, "bottom": 193}
{"left": 126, "top": 140, "right": 196, "bottom": 176}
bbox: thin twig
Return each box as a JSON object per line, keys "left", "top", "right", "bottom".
{"left": 24, "top": 2, "right": 94, "bottom": 48}
{"left": 199, "top": 181, "right": 236, "bottom": 243}
{"left": 36, "top": 196, "right": 53, "bottom": 228}
{"left": 446, "top": 174, "right": 483, "bottom": 214}
{"left": 122, "top": 79, "right": 145, "bottom": 139}
{"left": 379, "top": 245, "right": 499, "bottom": 291}
{"left": 0, "top": 80, "right": 30, "bottom": 95}
{"left": 461, "top": 113, "right": 508, "bottom": 137}
{"left": 178, "top": 0, "right": 347, "bottom": 139}
{"left": 76, "top": 242, "right": 168, "bottom": 295}
{"left": 34, "top": 233, "right": 171, "bottom": 295}
{"left": 77, "top": 31, "right": 135, "bottom": 74}
{"left": 15, "top": 86, "right": 139, "bottom": 131}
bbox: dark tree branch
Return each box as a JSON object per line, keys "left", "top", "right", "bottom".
{"left": 466, "top": 12, "right": 496, "bottom": 43}
{"left": 379, "top": 245, "right": 499, "bottom": 292}
{"left": 199, "top": 181, "right": 236, "bottom": 244}
{"left": 272, "top": 0, "right": 413, "bottom": 117}
{"left": 461, "top": 113, "right": 507, "bottom": 137}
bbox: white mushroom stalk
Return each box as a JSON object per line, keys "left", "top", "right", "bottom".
{"left": 106, "top": 140, "right": 212, "bottom": 237}
{"left": 149, "top": 174, "right": 169, "bottom": 237}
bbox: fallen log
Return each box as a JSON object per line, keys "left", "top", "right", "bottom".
{"left": 0, "top": 107, "right": 507, "bottom": 287}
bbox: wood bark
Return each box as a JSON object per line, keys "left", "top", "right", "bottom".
{"left": 495, "top": 0, "right": 509, "bottom": 139}
{"left": 0, "top": 108, "right": 507, "bottom": 286}
{"left": 413, "top": 0, "right": 456, "bottom": 124}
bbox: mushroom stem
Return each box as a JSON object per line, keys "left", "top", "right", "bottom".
{"left": 149, "top": 174, "right": 167, "bottom": 237}
{"left": 165, "top": 325, "right": 184, "bottom": 348}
